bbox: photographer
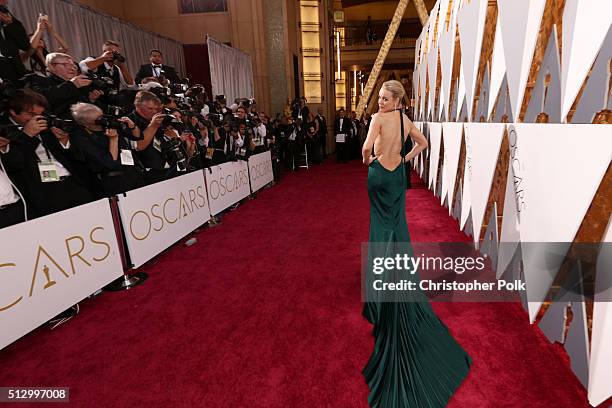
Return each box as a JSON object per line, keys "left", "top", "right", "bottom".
{"left": 127, "top": 90, "right": 188, "bottom": 179}
{"left": 305, "top": 118, "right": 320, "bottom": 164}
{"left": 0, "top": 132, "right": 25, "bottom": 228}
{"left": 167, "top": 108, "right": 198, "bottom": 165}
{"left": 285, "top": 117, "right": 304, "bottom": 171}
{"left": 334, "top": 108, "right": 351, "bottom": 163}
{"left": 314, "top": 107, "right": 327, "bottom": 159}
{"left": 224, "top": 120, "right": 244, "bottom": 158}
{"left": 291, "top": 97, "right": 310, "bottom": 122}
{"left": 211, "top": 95, "right": 229, "bottom": 116}
{"left": 70, "top": 103, "right": 146, "bottom": 196}
{"left": 251, "top": 115, "right": 267, "bottom": 154}
{"left": 0, "top": 2, "right": 29, "bottom": 82}
{"left": 23, "top": 53, "right": 103, "bottom": 117}
{"left": 0, "top": 89, "right": 95, "bottom": 218}
{"left": 79, "top": 40, "right": 135, "bottom": 91}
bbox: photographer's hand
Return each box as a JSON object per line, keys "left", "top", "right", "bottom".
{"left": 120, "top": 117, "right": 141, "bottom": 139}
{"left": 36, "top": 15, "right": 48, "bottom": 31}
{"left": 105, "top": 129, "right": 119, "bottom": 161}
{"left": 50, "top": 127, "right": 70, "bottom": 147}
{"left": 0, "top": 136, "right": 9, "bottom": 153}
{"left": 149, "top": 113, "right": 165, "bottom": 130}
{"left": 0, "top": 12, "right": 13, "bottom": 25}
{"left": 23, "top": 116, "right": 48, "bottom": 137}
{"left": 105, "top": 128, "right": 118, "bottom": 139}
{"left": 88, "top": 89, "right": 104, "bottom": 103}
{"left": 100, "top": 50, "right": 114, "bottom": 63}
{"left": 71, "top": 74, "right": 92, "bottom": 88}
{"left": 164, "top": 128, "right": 180, "bottom": 139}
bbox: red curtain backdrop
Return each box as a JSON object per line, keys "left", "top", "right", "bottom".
{"left": 183, "top": 43, "right": 212, "bottom": 97}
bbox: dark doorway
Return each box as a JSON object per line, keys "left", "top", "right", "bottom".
{"left": 293, "top": 54, "right": 300, "bottom": 100}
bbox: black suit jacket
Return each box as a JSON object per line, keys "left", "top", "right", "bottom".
{"left": 334, "top": 117, "right": 352, "bottom": 135}
{"left": 315, "top": 115, "right": 327, "bottom": 138}
{"left": 292, "top": 106, "right": 310, "bottom": 122}
{"left": 22, "top": 73, "right": 91, "bottom": 118}
{"left": 0, "top": 15, "right": 30, "bottom": 82}
{"left": 1, "top": 126, "right": 95, "bottom": 217}
{"left": 135, "top": 64, "right": 180, "bottom": 84}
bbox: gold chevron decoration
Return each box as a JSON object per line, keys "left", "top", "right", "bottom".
{"left": 355, "top": 0, "right": 413, "bottom": 119}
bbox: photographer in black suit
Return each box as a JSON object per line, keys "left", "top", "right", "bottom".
{"left": 0, "top": 132, "right": 25, "bottom": 228}
{"left": 334, "top": 108, "right": 351, "bottom": 163}
{"left": 0, "top": 2, "right": 29, "bottom": 82}
{"left": 0, "top": 89, "right": 95, "bottom": 218}
{"left": 70, "top": 102, "right": 146, "bottom": 196}
{"left": 314, "top": 108, "right": 327, "bottom": 159}
{"left": 23, "top": 53, "right": 104, "bottom": 117}
{"left": 134, "top": 49, "right": 180, "bottom": 85}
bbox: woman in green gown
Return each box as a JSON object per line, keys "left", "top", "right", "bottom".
{"left": 361, "top": 80, "right": 472, "bottom": 408}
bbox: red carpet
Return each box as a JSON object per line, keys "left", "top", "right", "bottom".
{"left": 0, "top": 160, "right": 608, "bottom": 407}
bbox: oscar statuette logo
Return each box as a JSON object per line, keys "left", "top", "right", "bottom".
{"left": 0, "top": 226, "right": 113, "bottom": 313}
{"left": 42, "top": 265, "right": 56, "bottom": 290}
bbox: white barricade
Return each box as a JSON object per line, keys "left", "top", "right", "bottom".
{"left": 0, "top": 199, "right": 123, "bottom": 350}
{"left": 248, "top": 151, "right": 274, "bottom": 193}
{"left": 205, "top": 160, "right": 250, "bottom": 215}
{"left": 117, "top": 171, "right": 211, "bottom": 268}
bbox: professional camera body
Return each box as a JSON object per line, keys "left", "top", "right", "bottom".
{"left": 161, "top": 108, "right": 186, "bottom": 133}
{"left": 85, "top": 71, "right": 115, "bottom": 94}
{"left": 158, "top": 109, "right": 189, "bottom": 172}
{"left": 95, "top": 115, "right": 129, "bottom": 132}
{"left": 111, "top": 51, "right": 125, "bottom": 64}
{"left": 42, "top": 113, "right": 76, "bottom": 132}
{"left": 160, "top": 137, "right": 188, "bottom": 172}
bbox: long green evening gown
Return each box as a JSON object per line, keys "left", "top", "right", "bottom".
{"left": 362, "top": 112, "right": 472, "bottom": 408}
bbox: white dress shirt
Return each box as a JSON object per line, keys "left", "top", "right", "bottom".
{"left": 0, "top": 167, "right": 19, "bottom": 207}
{"left": 78, "top": 58, "right": 134, "bottom": 89}
{"left": 33, "top": 135, "right": 71, "bottom": 178}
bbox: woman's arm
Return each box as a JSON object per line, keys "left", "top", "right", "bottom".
{"left": 361, "top": 113, "right": 379, "bottom": 165}
{"left": 46, "top": 20, "right": 69, "bottom": 52}
{"left": 403, "top": 117, "right": 428, "bottom": 162}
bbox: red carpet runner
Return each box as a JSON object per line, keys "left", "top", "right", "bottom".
{"left": 0, "top": 160, "right": 607, "bottom": 407}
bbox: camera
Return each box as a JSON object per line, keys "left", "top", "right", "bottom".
{"left": 42, "top": 114, "right": 76, "bottom": 132}
{"left": 0, "top": 5, "right": 10, "bottom": 14}
{"left": 149, "top": 85, "right": 171, "bottom": 104}
{"left": 112, "top": 52, "right": 125, "bottom": 63}
{"left": 168, "top": 82, "right": 188, "bottom": 95}
{"left": 161, "top": 109, "right": 186, "bottom": 134}
{"left": 95, "top": 115, "right": 129, "bottom": 132}
{"left": 85, "top": 71, "right": 115, "bottom": 94}
{"left": 208, "top": 113, "right": 224, "bottom": 127}
{"left": 161, "top": 137, "right": 188, "bottom": 172}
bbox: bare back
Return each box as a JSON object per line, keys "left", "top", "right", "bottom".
{"left": 371, "top": 111, "right": 410, "bottom": 171}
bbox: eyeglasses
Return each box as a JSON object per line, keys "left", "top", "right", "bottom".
{"left": 51, "top": 62, "right": 75, "bottom": 67}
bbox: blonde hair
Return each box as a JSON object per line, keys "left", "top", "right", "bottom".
{"left": 381, "top": 80, "right": 405, "bottom": 101}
